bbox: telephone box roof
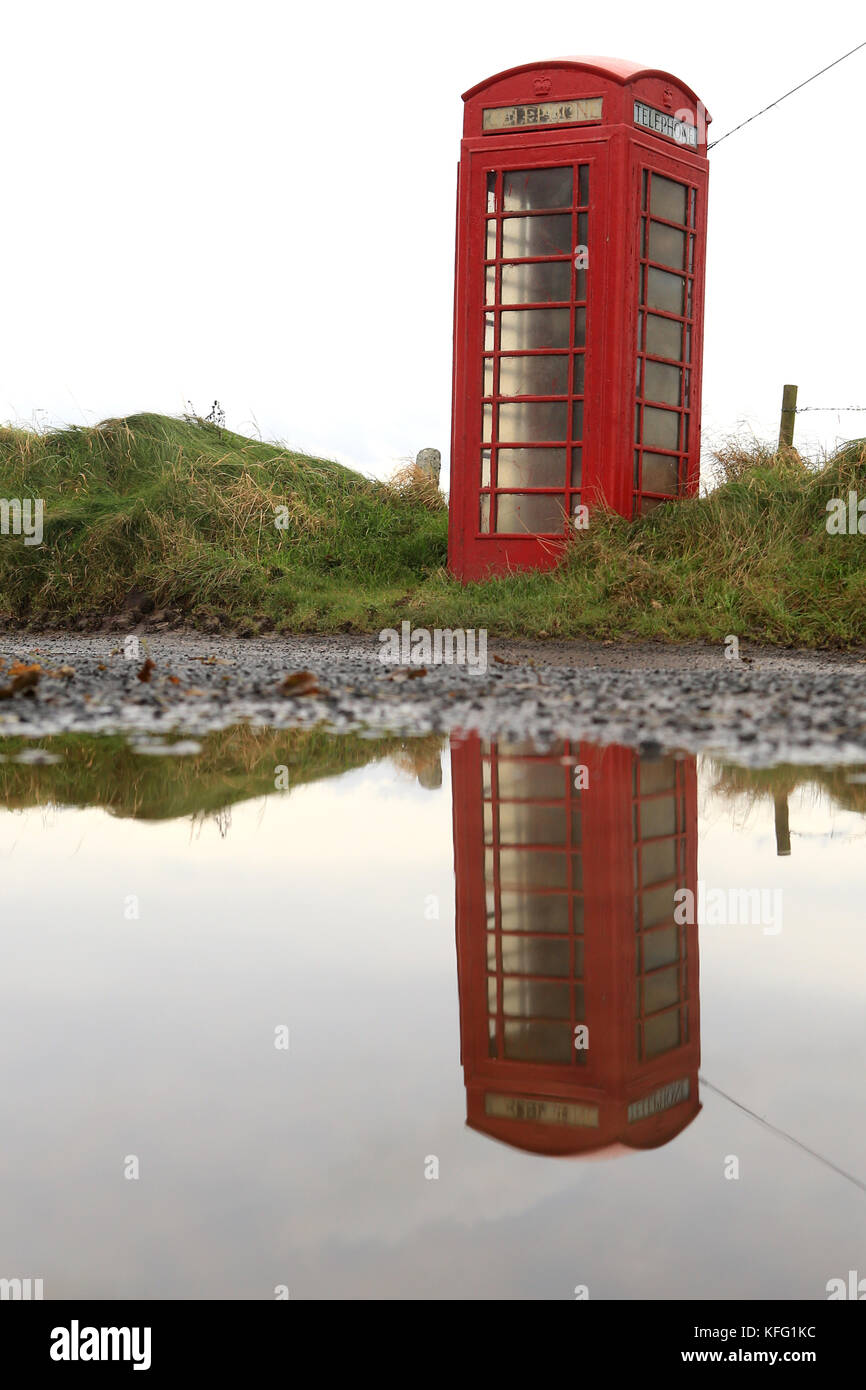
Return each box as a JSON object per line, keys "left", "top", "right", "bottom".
{"left": 462, "top": 55, "right": 707, "bottom": 114}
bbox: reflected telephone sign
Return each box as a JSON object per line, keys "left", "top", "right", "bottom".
{"left": 448, "top": 57, "right": 711, "bottom": 581}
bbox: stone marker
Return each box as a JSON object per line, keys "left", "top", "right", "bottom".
{"left": 416, "top": 448, "right": 441, "bottom": 487}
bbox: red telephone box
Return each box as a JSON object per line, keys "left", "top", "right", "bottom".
{"left": 451, "top": 736, "right": 700, "bottom": 1156}
{"left": 448, "top": 56, "right": 710, "bottom": 580}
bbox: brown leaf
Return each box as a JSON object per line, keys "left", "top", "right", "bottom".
{"left": 406, "top": 666, "right": 428, "bottom": 679}
{"left": 137, "top": 658, "right": 156, "bottom": 683}
{"left": 278, "top": 670, "right": 324, "bottom": 697}
{"left": 0, "top": 663, "right": 42, "bottom": 698}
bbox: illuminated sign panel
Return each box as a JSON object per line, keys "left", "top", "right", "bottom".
{"left": 633, "top": 100, "right": 698, "bottom": 147}
{"left": 483, "top": 97, "right": 603, "bottom": 132}
{"left": 627, "top": 1078, "right": 690, "bottom": 1124}
{"left": 485, "top": 1092, "right": 599, "bottom": 1128}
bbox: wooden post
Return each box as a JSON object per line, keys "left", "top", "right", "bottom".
{"left": 774, "top": 792, "right": 791, "bottom": 857}
{"left": 778, "top": 384, "right": 798, "bottom": 448}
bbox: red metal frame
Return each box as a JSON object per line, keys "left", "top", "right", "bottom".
{"left": 451, "top": 735, "right": 700, "bottom": 1156}
{"left": 449, "top": 57, "right": 711, "bottom": 581}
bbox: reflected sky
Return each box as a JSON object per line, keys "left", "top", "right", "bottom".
{"left": 0, "top": 732, "right": 864, "bottom": 1300}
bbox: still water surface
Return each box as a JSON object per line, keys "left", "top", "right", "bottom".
{"left": 1, "top": 729, "right": 864, "bottom": 1299}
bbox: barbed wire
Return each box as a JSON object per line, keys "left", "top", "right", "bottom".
{"left": 795, "top": 406, "right": 866, "bottom": 413}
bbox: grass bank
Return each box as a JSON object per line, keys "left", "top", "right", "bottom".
{"left": 2, "top": 413, "right": 866, "bottom": 647}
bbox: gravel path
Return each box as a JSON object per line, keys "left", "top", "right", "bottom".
{"left": 2, "top": 633, "right": 866, "bottom": 767}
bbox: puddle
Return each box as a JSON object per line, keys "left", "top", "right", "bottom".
{"left": 0, "top": 728, "right": 864, "bottom": 1299}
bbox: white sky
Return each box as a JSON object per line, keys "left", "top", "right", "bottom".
{"left": 2, "top": 1, "right": 864, "bottom": 485}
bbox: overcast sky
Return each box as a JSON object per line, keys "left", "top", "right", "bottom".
{"left": 2, "top": 1, "right": 864, "bottom": 486}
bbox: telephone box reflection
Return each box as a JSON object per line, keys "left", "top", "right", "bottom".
{"left": 451, "top": 737, "right": 700, "bottom": 1156}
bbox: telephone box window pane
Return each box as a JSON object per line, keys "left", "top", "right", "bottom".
{"left": 643, "top": 966, "right": 681, "bottom": 1016}
{"left": 650, "top": 174, "right": 687, "bottom": 224}
{"left": 503, "top": 166, "right": 572, "bottom": 211}
{"left": 499, "top": 401, "right": 568, "bottom": 442}
{"left": 639, "top": 794, "right": 677, "bottom": 838}
{"left": 497, "top": 447, "right": 567, "bottom": 488}
{"left": 647, "top": 268, "right": 685, "bottom": 315}
{"left": 504, "top": 1020, "right": 573, "bottom": 1063}
{"left": 642, "top": 924, "right": 681, "bottom": 971}
{"left": 646, "top": 313, "right": 683, "bottom": 359}
{"left": 571, "top": 448, "right": 583, "bottom": 487}
{"left": 499, "top": 355, "right": 569, "bottom": 397}
{"left": 501, "top": 213, "right": 572, "bottom": 258}
{"left": 501, "top": 260, "right": 571, "bottom": 305}
{"left": 483, "top": 360, "right": 494, "bottom": 397}
{"left": 481, "top": 449, "right": 491, "bottom": 486}
{"left": 497, "top": 802, "right": 568, "bottom": 845}
{"left": 486, "top": 219, "right": 497, "bottom": 259}
{"left": 573, "top": 401, "right": 584, "bottom": 440}
{"left": 501, "top": 891, "right": 569, "bottom": 933}
{"left": 649, "top": 221, "right": 687, "bottom": 270}
{"left": 575, "top": 269, "right": 587, "bottom": 301}
{"left": 642, "top": 406, "right": 680, "bottom": 450}
{"left": 641, "top": 452, "right": 679, "bottom": 495}
{"left": 574, "top": 307, "right": 586, "bottom": 346}
{"left": 503, "top": 979, "right": 570, "bottom": 1019}
{"left": 479, "top": 493, "right": 491, "bottom": 531}
{"left": 485, "top": 266, "right": 496, "bottom": 305}
{"left": 644, "top": 1010, "right": 682, "bottom": 1059}
{"left": 641, "top": 883, "right": 677, "bottom": 927}
{"left": 482, "top": 404, "right": 494, "bottom": 441}
{"left": 573, "top": 355, "right": 585, "bottom": 394}
{"left": 577, "top": 211, "right": 588, "bottom": 246}
{"left": 641, "top": 497, "right": 665, "bottom": 515}
{"left": 498, "top": 848, "right": 569, "bottom": 890}
{"left": 644, "top": 360, "right": 682, "bottom": 406}
{"left": 486, "top": 171, "right": 497, "bottom": 213}
{"left": 641, "top": 839, "right": 677, "bottom": 884}
{"left": 501, "top": 936, "right": 570, "bottom": 978}
{"left": 496, "top": 492, "right": 567, "bottom": 534}
{"left": 500, "top": 308, "right": 570, "bottom": 351}
{"left": 578, "top": 165, "right": 589, "bottom": 206}
{"left": 497, "top": 762, "right": 567, "bottom": 798}
{"left": 641, "top": 758, "right": 677, "bottom": 794}
{"left": 485, "top": 313, "right": 495, "bottom": 351}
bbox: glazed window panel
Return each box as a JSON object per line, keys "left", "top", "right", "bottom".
{"left": 502, "top": 979, "right": 570, "bottom": 1019}
{"left": 500, "top": 935, "right": 571, "bottom": 977}
{"left": 496, "top": 492, "right": 567, "bottom": 534}
{"left": 639, "top": 795, "right": 678, "bottom": 839}
{"left": 642, "top": 924, "right": 681, "bottom": 971}
{"left": 503, "top": 166, "right": 573, "bottom": 211}
{"left": 641, "top": 838, "right": 678, "bottom": 885}
{"left": 498, "top": 355, "right": 569, "bottom": 397}
{"left": 643, "top": 1009, "right": 682, "bottom": 1059}
{"left": 497, "top": 447, "right": 568, "bottom": 488}
{"left": 642, "top": 406, "right": 680, "bottom": 451}
{"left": 499, "top": 308, "right": 571, "bottom": 351}
{"left": 499, "top": 401, "right": 568, "bottom": 443}
{"left": 500, "top": 891, "right": 570, "bottom": 934}
{"left": 501, "top": 260, "right": 571, "bottom": 305}
{"left": 648, "top": 221, "right": 687, "bottom": 270}
{"left": 641, "top": 452, "right": 679, "bottom": 495}
{"left": 497, "top": 802, "right": 568, "bottom": 846}
{"left": 642, "top": 965, "right": 681, "bottom": 1015}
{"left": 647, "top": 268, "right": 686, "bottom": 316}
{"left": 645, "top": 313, "right": 683, "bottom": 360}
{"left": 503, "top": 1020, "right": 574, "bottom": 1063}
{"left": 650, "top": 174, "right": 688, "bottom": 225}
{"left": 501, "top": 213, "right": 572, "bottom": 258}
{"left": 497, "top": 762, "right": 568, "bottom": 799}
{"left": 644, "top": 360, "right": 683, "bottom": 406}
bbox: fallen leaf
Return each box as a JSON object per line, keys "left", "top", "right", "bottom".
{"left": 278, "top": 670, "right": 324, "bottom": 697}
{"left": 137, "top": 658, "right": 156, "bottom": 683}
{"left": 0, "top": 663, "right": 42, "bottom": 698}
{"left": 406, "top": 666, "right": 428, "bottom": 679}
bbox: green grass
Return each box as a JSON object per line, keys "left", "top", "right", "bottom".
{"left": 2, "top": 411, "right": 866, "bottom": 647}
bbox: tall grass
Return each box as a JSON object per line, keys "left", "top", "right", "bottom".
{"left": 1, "top": 413, "right": 865, "bottom": 646}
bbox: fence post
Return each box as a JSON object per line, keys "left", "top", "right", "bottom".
{"left": 778, "top": 384, "right": 798, "bottom": 448}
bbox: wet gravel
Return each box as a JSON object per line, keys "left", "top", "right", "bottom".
{"left": 2, "top": 632, "right": 866, "bottom": 767}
